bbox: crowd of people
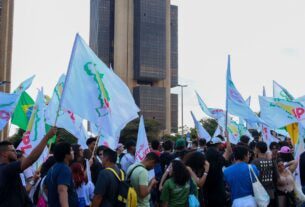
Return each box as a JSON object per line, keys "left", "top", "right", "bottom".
{"left": 1, "top": 127, "right": 305, "bottom": 207}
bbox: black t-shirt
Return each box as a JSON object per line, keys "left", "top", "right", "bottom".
{"left": 0, "top": 161, "right": 32, "bottom": 207}
{"left": 252, "top": 158, "right": 276, "bottom": 190}
{"left": 204, "top": 147, "right": 227, "bottom": 206}
{"left": 94, "top": 167, "right": 121, "bottom": 207}
{"left": 300, "top": 151, "right": 305, "bottom": 186}
{"left": 160, "top": 152, "right": 174, "bottom": 173}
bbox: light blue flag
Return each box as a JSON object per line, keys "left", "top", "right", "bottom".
{"left": 239, "top": 96, "right": 251, "bottom": 126}
{"left": 259, "top": 96, "right": 305, "bottom": 128}
{"left": 0, "top": 92, "right": 19, "bottom": 131}
{"left": 61, "top": 34, "right": 140, "bottom": 150}
{"left": 190, "top": 111, "right": 211, "bottom": 140}
{"left": 273, "top": 80, "right": 294, "bottom": 101}
{"left": 195, "top": 91, "right": 225, "bottom": 120}
{"left": 14, "top": 75, "right": 35, "bottom": 95}
{"left": 226, "top": 55, "right": 263, "bottom": 124}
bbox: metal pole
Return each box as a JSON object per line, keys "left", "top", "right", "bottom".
{"left": 181, "top": 86, "right": 184, "bottom": 137}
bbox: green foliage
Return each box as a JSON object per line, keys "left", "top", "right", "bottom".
{"left": 200, "top": 118, "right": 218, "bottom": 137}
{"left": 120, "top": 118, "right": 161, "bottom": 144}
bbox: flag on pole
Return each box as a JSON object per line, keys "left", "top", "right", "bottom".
{"left": 11, "top": 92, "right": 34, "bottom": 130}
{"left": 226, "top": 56, "right": 263, "bottom": 124}
{"left": 45, "top": 74, "right": 88, "bottom": 148}
{"left": 190, "top": 111, "right": 211, "bottom": 140}
{"left": 135, "top": 116, "right": 150, "bottom": 162}
{"left": 14, "top": 75, "right": 35, "bottom": 95}
{"left": 60, "top": 34, "right": 139, "bottom": 149}
{"left": 17, "top": 89, "right": 48, "bottom": 168}
{"left": 259, "top": 96, "right": 305, "bottom": 128}
{"left": 293, "top": 123, "right": 305, "bottom": 187}
{"left": 273, "top": 80, "right": 295, "bottom": 101}
{"left": 261, "top": 125, "right": 279, "bottom": 147}
{"left": 0, "top": 92, "right": 19, "bottom": 131}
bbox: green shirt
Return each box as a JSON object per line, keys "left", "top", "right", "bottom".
{"left": 127, "top": 163, "right": 150, "bottom": 207}
{"left": 160, "top": 178, "right": 198, "bottom": 207}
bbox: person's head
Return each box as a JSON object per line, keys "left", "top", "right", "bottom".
{"left": 54, "top": 142, "right": 73, "bottom": 163}
{"left": 240, "top": 135, "right": 250, "bottom": 145}
{"left": 125, "top": 140, "right": 136, "bottom": 155}
{"left": 254, "top": 141, "right": 268, "bottom": 155}
{"left": 70, "top": 162, "right": 86, "bottom": 188}
{"left": 277, "top": 158, "right": 286, "bottom": 173}
{"left": 191, "top": 140, "right": 198, "bottom": 149}
{"left": 72, "top": 144, "right": 83, "bottom": 161}
{"left": 285, "top": 137, "right": 293, "bottom": 146}
{"left": 233, "top": 146, "right": 250, "bottom": 163}
{"left": 96, "top": 145, "right": 107, "bottom": 161}
{"left": 151, "top": 140, "right": 160, "bottom": 151}
{"left": 116, "top": 143, "right": 124, "bottom": 155}
{"left": 86, "top": 137, "right": 97, "bottom": 151}
{"left": 198, "top": 139, "right": 206, "bottom": 148}
{"left": 209, "top": 137, "right": 222, "bottom": 150}
{"left": 0, "top": 141, "right": 17, "bottom": 162}
{"left": 162, "top": 140, "right": 173, "bottom": 152}
{"left": 184, "top": 151, "right": 206, "bottom": 175}
{"left": 142, "top": 152, "right": 160, "bottom": 170}
{"left": 278, "top": 146, "right": 294, "bottom": 162}
{"left": 169, "top": 160, "right": 190, "bottom": 186}
{"left": 269, "top": 142, "right": 279, "bottom": 158}
{"left": 16, "top": 150, "right": 24, "bottom": 160}
{"left": 175, "top": 139, "right": 186, "bottom": 151}
{"left": 102, "top": 148, "right": 117, "bottom": 167}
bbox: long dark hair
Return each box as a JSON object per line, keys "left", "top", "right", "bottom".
{"left": 183, "top": 151, "right": 206, "bottom": 176}
{"left": 71, "top": 162, "right": 87, "bottom": 188}
{"left": 171, "top": 160, "right": 190, "bottom": 186}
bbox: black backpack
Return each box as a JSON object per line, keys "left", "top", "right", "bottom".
{"left": 106, "top": 165, "right": 143, "bottom": 207}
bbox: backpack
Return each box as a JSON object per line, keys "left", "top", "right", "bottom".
{"left": 106, "top": 166, "right": 140, "bottom": 207}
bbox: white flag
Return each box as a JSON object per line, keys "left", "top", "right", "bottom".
{"left": 190, "top": 111, "right": 211, "bottom": 140}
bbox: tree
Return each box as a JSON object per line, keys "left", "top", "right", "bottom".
{"left": 200, "top": 118, "right": 218, "bottom": 137}
{"left": 120, "top": 118, "right": 161, "bottom": 144}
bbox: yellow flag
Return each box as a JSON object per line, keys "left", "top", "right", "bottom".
{"left": 286, "top": 123, "right": 299, "bottom": 145}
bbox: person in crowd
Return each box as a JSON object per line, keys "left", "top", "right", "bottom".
{"left": 120, "top": 140, "right": 136, "bottom": 173}
{"left": 203, "top": 136, "right": 232, "bottom": 207}
{"left": 92, "top": 147, "right": 122, "bottom": 207}
{"left": 90, "top": 145, "right": 104, "bottom": 184}
{"left": 252, "top": 141, "right": 278, "bottom": 206}
{"left": 127, "top": 152, "right": 160, "bottom": 207}
{"left": 45, "top": 141, "right": 78, "bottom": 207}
{"left": 151, "top": 139, "right": 161, "bottom": 156}
{"left": 300, "top": 150, "right": 305, "bottom": 194}
{"left": 0, "top": 127, "right": 56, "bottom": 207}
{"left": 224, "top": 146, "right": 259, "bottom": 207}
{"left": 71, "top": 162, "right": 94, "bottom": 207}
{"left": 84, "top": 137, "right": 97, "bottom": 159}
{"left": 276, "top": 158, "right": 298, "bottom": 207}
{"left": 116, "top": 143, "right": 125, "bottom": 166}
{"left": 183, "top": 151, "right": 209, "bottom": 206}
{"left": 240, "top": 135, "right": 251, "bottom": 146}
{"left": 72, "top": 144, "right": 84, "bottom": 163}
{"left": 198, "top": 139, "right": 207, "bottom": 153}
{"left": 160, "top": 160, "right": 198, "bottom": 207}
{"left": 160, "top": 140, "right": 174, "bottom": 174}
{"left": 269, "top": 142, "right": 280, "bottom": 161}
{"left": 173, "top": 139, "right": 187, "bottom": 160}
{"left": 278, "top": 146, "right": 294, "bottom": 162}
{"left": 191, "top": 140, "right": 198, "bottom": 150}
{"left": 16, "top": 149, "right": 35, "bottom": 193}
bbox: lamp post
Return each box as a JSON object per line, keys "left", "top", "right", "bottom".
{"left": 177, "top": 84, "right": 187, "bottom": 138}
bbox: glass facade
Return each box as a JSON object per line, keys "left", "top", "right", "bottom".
{"left": 133, "top": 86, "right": 166, "bottom": 129}
{"left": 90, "top": 0, "right": 114, "bottom": 67}
{"left": 134, "top": 0, "right": 166, "bottom": 81}
{"left": 170, "top": 5, "right": 178, "bottom": 87}
{"left": 171, "top": 93, "right": 178, "bottom": 133}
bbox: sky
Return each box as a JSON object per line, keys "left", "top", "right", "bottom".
{"left": 11, "top": 0, "right": 305, "bottom": 134}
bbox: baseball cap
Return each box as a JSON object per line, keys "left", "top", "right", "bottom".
{"left": 175, "top": 139, "right": 186, "bottom": 148}
{"left": 278, "top": 146, "right": 291, "bottom": 154}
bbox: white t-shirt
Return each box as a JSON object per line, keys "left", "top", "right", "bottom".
{"left": 20, "top": 166, "right": 34, "bottom": 186}
{"left": 76, "top": 181, "right": 95, "bottom": 206}
{"left": 120, "top": 153, "right": 135, "bottom": 173}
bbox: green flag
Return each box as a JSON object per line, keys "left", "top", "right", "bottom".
{"left": 11, "top": 92, "right": 34, "bottom": 130}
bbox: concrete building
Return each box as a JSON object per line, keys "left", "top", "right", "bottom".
{"left": 90, "top": 0, "right": 178, "bottom": 135}
{"left": 0, "top": 0, "right": 14, "bottom": 140}
{"left": 90, "top": 0, "right": 178, "bottom": 134}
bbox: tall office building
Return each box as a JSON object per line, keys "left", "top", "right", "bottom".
{"left": 0, "top": 0, "right": 13, "bottom": 140}
{"left": 90, "top": 0, "right": 178, "bottom": 134}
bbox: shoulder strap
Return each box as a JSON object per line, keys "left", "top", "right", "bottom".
{"left": 127, "top": 165, "right": 144, "bottom": 180}
{"left": 106, "top": 168, "right": 124, "bottom": 181}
